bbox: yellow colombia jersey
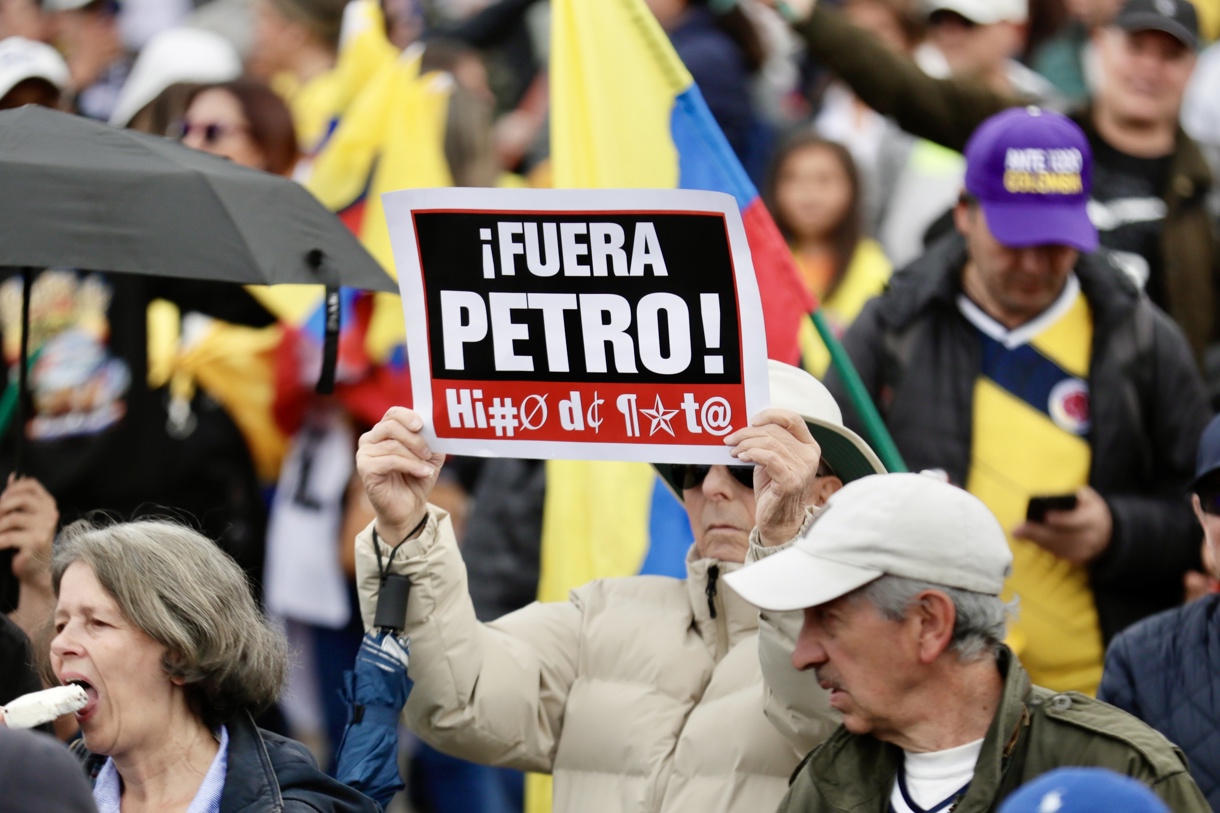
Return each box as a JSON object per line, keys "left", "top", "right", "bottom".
{"left": 961, "top": 277, "right": 1103, "bottom": 695}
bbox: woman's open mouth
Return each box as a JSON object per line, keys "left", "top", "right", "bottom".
{"left": 65, "top": 679, "right": 100, "bottom": 721}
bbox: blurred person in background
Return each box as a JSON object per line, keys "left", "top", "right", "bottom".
{"left": 181, "top": 78, "right": 301, "bottom": 176}
{"left": 0, "top": 34, "right": 68, "bottom": 109}
{"left": 916, "top": 0, "right": 1062, "bottom": 102}
{"left": 250, "top": 0, "right": 347, "bottom": 154}
{"left": 770, "top": 0, "right": 1218, "bottom": 383}
{"left": 644, "top": 0, "right": 766, "bottom": 167}
{"left": 764, "top": 133, "right": 891, "bottom": 377}
{"left": 1182, "top": 38, "right": 1220, "bottom": 224}
{"left": 808, "top": 0, "right": 924, "bottom": 233}
{"left": 0, "top": 0, "right": 50, "bottom": 42}
{"left": 44, "top": 0, "right": 128, "bottom": 121}
{"left": 107, "top": 26, "right": 242, "bottom": 131}
{"left": 1032, "top": 0, "right": 1124, "bottom": 104}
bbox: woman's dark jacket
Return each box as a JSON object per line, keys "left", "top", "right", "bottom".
{"left": 72, "top": 710, "right": 380, "bottom": 812}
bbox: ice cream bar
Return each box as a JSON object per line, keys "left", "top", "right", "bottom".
{"left": 3, "top": 684, "right": 88, "bottom": 729}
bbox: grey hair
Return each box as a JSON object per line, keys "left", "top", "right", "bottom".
{"left": 853, "top": 575, "right": 1013, "bottom": 662}
{"left": 51, "top": 519, "right": 287, "bottom": 728}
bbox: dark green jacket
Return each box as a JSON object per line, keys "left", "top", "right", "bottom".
{"left": 777, "top": 648, "right": 1208, "bottom": 813}
{"left": 796, "top": 5, "right": 1218, "bottom": 363}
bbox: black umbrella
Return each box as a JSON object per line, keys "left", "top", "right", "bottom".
{"left": 0, "top": 106, "right": 399, "bottom": 610}
{"left": 0, "top": 105, "right": 396, "bottom": 293}
{"left": 0, "top": 105, "right": 398, "bottom": 400}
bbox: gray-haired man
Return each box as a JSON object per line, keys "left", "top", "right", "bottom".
{"left": 724, "top": 473, "right": 1209, "bottom": 813}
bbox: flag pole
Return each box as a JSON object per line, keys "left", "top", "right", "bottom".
{"left": 810, "top": 309, "right": 907, "bottom": 473}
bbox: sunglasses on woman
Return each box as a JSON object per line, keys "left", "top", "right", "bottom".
{"left": 177, "top": 120, "right": 247, "bottom": 145}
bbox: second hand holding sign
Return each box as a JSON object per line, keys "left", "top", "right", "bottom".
{"left": 385, "top": 188, "right": 770, "bottom": 464}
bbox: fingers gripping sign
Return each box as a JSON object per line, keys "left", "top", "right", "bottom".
{"left": 726, "top": 409, "right": 827, "bottom": 547}
{"left": 357, "top": 407, "right": 447, "bottom": 544}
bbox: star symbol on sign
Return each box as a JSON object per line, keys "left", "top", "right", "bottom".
{"left": 639, "top": 394, "right": 678, "bottom": 437}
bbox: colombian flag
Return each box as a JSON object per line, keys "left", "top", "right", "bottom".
{"left": 551, "top": 0, "right": 814, "bottom": 360}
{"left": 256, "top": 11, "right": 452, "bottom": 430}
{"left": 530, "top": 1, "right": 814, "bottom": 809}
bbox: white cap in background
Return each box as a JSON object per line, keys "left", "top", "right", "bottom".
{"left": 0, "top": 37, "right": 69, "bottom": 103}
{"left": 109, "top": 27, "right": 242, "bottom": 127}
{"left": 923, "top": 0, "right": 1029, "bottom": 24}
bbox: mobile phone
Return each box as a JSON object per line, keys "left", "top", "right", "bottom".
{"left": 1026, "top": 493, "right": 1078, "bottom": 523}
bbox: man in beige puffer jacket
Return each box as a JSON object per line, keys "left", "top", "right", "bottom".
{"left": 353, "top": 362, "right": 884, "bottom": 813}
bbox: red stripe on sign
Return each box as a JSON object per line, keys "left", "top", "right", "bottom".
{"left": 431, "top": 380, "right": 746, "bottom": 446}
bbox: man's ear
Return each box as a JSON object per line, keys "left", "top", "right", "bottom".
{"left": 911, "top": 590, "right": 956, "bottom": 663}
{"left": 953, "top": 196, "right": 973, "bottom": 236}
{"left": 813, "top": 475, "right": 844, "bottom": 507}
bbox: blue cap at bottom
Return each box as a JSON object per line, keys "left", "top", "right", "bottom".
{"left": 999, "top": 768, "right": 1169, "bottom": 813}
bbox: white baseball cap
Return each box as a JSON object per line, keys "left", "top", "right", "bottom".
{"left": 0, "top": 37, "right": 69, "bottom": 103}
{"left": 109, "top": 28, "right": 242, "bottom": 127}
{"left": 654, "top": 360, "right": 886, "bottom": 496}
{"left": 924, "top": 0, "right": 1029, "bottom": 24}
{"left": 723, "top": 472, "right": 1013, "bottom": 612}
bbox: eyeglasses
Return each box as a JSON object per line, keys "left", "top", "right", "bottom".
{"left": 673, "top": 459, "right": 839, "bottom": 491}
{"left": 177, "top": 119, "right": 247, "bottom": 145}
{"left": 673, "top": 464, "right": 755, "bottom": 491}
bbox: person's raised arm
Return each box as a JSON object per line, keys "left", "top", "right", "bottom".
{"left": 352, "top": 408, "right": 581, "bottom": 770}
{"left": 767, "top": 0, "right": 1017, "bottom": 151}
{"left": 356, "top": 407, "right": 445, "bottom": 546}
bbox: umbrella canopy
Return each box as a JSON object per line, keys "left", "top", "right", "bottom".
{"left": 335, "top": 630, "right": 412, "bottom": 809}
{"left": 0, "top": 105, "right": 396, "bottom": 293}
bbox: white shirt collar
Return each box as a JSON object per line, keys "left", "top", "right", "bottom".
{"left": 957, "top": 273, "right": 1080, "bottom": 349}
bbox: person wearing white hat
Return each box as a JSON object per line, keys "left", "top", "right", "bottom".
{"left": 0, "top": 36, "right": 69, "bottom": 109}
{"left": 108, "top": 27, "right": 241, "bottom": 128}
{"left": 723, "top": 472, "right": 1209, "bottom": 813}
{"left": 917, "top": 0, "right": 1060, "bottom": 102}
{"left": 349, "top": 361, "right": 884, "bottom": 813}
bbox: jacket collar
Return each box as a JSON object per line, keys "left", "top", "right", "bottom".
{"left": 685, "top": 548, "right": 759, "bottom": 659}
{"left": 217, "top": 710, "right": 284, "bottom": 812}
{"left": 883, "top": 231, "right": 1144, "bottom": 342}
{"left": 71, "top": 709, "right": 285, "bottom": 813}
{"left": 804, "top": 647, "right": 1031, "bottom": 813}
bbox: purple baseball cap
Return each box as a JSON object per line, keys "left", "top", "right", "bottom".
{"left": 964, "top": 107, "right": 1098, "bottom": 253}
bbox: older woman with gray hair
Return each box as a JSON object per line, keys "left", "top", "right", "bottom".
{"left": 41, "top": 519, "right": 378, "bottom": 813}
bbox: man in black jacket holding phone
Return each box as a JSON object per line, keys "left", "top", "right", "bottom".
{"left": 823, "top": 106, "right": 1209, "bottom": 696}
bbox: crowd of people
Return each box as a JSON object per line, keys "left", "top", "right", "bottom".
{"left": 2, "top": 0, "right": 1220, "bottom": 811}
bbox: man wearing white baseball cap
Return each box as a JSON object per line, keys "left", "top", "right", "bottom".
{"left": 919, "top": 0, "right": 1059, "bottom": 102}
{"left": 350, "top": 361, "right": 884, "bottom": 813}
{"left": 0, "top": 36, "right": 69, "bottom": 110}
{"left": 724, "top": 472, "right": 1209, "bottom": 813}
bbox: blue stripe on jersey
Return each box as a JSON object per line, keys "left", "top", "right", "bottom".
{"left": 978, "top": 333, "right": 1086, "bottom": 435}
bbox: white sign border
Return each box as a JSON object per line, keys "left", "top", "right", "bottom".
{"left": 383, "top": 186, "right": 771, "bottom": 465}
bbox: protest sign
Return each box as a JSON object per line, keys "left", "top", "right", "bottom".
{"left": 385, "top": 188, "right": 769, "bottom": 463}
